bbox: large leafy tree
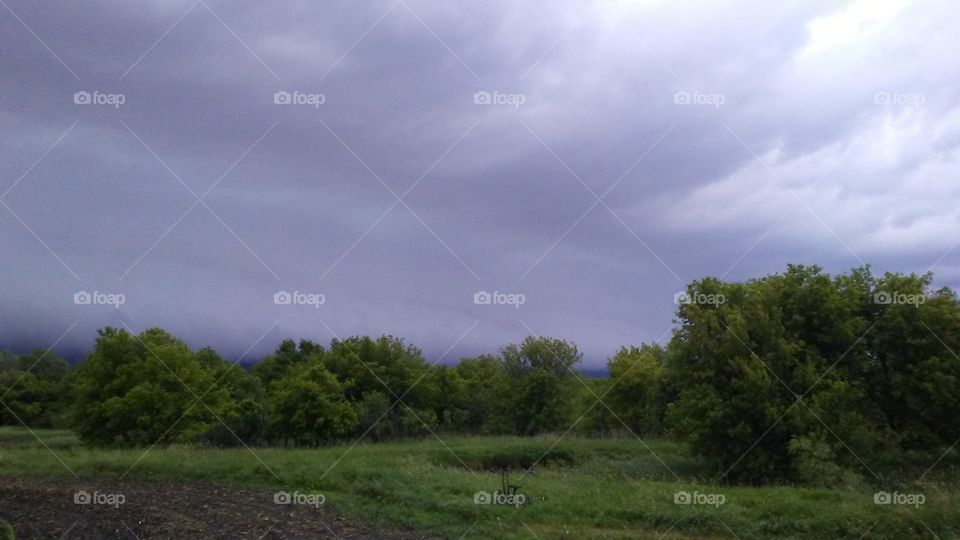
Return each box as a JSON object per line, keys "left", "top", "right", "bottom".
{"left": 665, "top": 265, "right": 960, "bottom": 483}
{"left": 252, "top": 339, "right": 323, "bottom": 385}
{"left": 604, "top": 344, "right": 667, "bottom": 436}
{"left": 665, "top": 267, "right": 873, "bottom": 482}
{"left": 455, "top": 355, "right": 510, "bottom": 433}
{"left": 0, "top": 349, "right": 70, "bottom": 427}
{"left": 68, "top": 328, "right": 235, "bottom": 446}
{"left": 323, "top": 335, "right": 436, "bottom": 438}
{"left": 421, "top": 365, "right": 468, "bottom": 430}
{"left": 500, "top": 336, "right": 582, "bottom": 435}
{"left": 195, "top": 346, "right": 266, "bottom": 446}
{"left": 267, "top": 360, "right": 356, "bottom": 446}
{"left": 501, "top": 336, "right": 582, "bottom": 378}
{"left": 324, "top": 336, "right": 425, "bottom": 400}
{"left": 862, "top": 271, "right": 960, "bottom": 450}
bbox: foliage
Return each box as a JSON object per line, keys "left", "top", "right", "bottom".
{"left": 499, "top": 336, "right": 581, "bottom": 435}
{"left": 67, "top": 327, "right": 235, "bottom": 446}
{"left": 0, "top": 348, "right": 69, "bottom": 428}
{"left": 603, "top": 344, "right": 667, "bottom": 436}
{"left": 251, "top": 339, "right": 322, "bottom": 385}
{"left": 267, "top": 360, "right": 356, "bottom": 445}
{"left": 665, "top": 265, "right": 960, "bottom": 483}
{"left": 454, "top": 355, "right": 510, "bottom": 433}
{"left": 1, "top": 428, "right": 957, "bottom": 539}
{"left": 4, "top": 263, "right": 958, "bottom": 488}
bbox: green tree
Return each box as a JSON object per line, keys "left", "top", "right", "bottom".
{"left": 864, "top": 271, "right": 960, "bottom": 451}
{"left": 664, "top": 265, "right": 960, "bottom": 483}
{"left": 500, "top": 337, "right": 582, "bottom": 435}
{"left": 422, "top": 365, "right": 468, "bottom": 430}
{"left": 455, "top": 355, "right": 510, "bottom": 433}
{"left": 68, "top": 327, "right": 233, "bottom": 446}
{"left": 267, "top": 360, "right": 356, "bottom": 446}
{"left": 501, "top": 336, "right": 582, "bottom": 379}
{"left": 604, "top": 344, "right": 667, "bottom": 436}
{"left": 195, "top": 347, "right": 266, "bottom": 446}
{"left": 665, "top": 267, "right": 865, "bottom": 482}
{"left": 323, "top": 335, "right": 435, "bottom": 438}
{"left": 0, "top": 349, "right": 69, "bottom": 427}
{"left": 252, "top": 339, "right": 323, "bottom": 385}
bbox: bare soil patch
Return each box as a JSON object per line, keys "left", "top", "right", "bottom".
{"left": 0, "top": 476, "right": 423, "bottom": 539}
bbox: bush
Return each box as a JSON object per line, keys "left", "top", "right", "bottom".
{"left": 267, "top": 360, "right": 357, "bottom": 446}
{"left": 604, "top": 344, "right": 667, "bottom": 436}
{"left": 664, "top": 265, "right": 960, "bottom": 484}
{"left": 68, "top": 328, "right": 238, "bottom": 446}
{"left": 500, "top": 337, "right": 581, "bottom": 435}
{"left": 0, "top": 349, "right": 69, "bottom": 428}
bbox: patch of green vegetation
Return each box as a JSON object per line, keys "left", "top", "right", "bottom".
{"left": 0, "top": 427, "right": 79, "bottom": 449}
{"left": 0, "top": 428, "right": 956, "bottom": 539}
{"left": 0, "top": 518, "right": 13, "bottom": 540}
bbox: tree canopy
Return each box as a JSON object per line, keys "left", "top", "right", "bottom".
{"left": 2, "top": 264, "right": 957, "bottom": 486}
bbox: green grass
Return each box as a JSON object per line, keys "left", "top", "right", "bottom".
{"left": 0, "top": 427, "right": 955, "bottom": 539}
{"left": 0, "top": 518, "right": 13, "bottom": 540}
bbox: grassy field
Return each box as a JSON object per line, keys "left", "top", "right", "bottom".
{"left": 0, "top": 427, "right": 956, "bottom": 539}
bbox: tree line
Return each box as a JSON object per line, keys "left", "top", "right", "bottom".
{"left": 2, "top": 331, "right": 585, "bottom": 447}
{"left": 2, "top": 264, "right": 958, "bottom": 485}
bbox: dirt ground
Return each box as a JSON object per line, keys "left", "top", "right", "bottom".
{"left": 0, "top": 476, "right": 423, "bottom": 539}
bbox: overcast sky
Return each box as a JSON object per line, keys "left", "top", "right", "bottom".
{"left": 2, "top": 0, "right": 958, "bottom": 367}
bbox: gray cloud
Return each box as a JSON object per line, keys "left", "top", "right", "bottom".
{"left": 2, "top": 0, "right": 958, "bottom": 366}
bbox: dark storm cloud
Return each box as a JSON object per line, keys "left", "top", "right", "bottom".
{"left": 2, "top": 0, "right": 959, "bottom": 366}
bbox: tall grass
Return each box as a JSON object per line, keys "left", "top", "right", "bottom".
{"left": 0, "top": 428, "right": 955, "bottom": 538}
